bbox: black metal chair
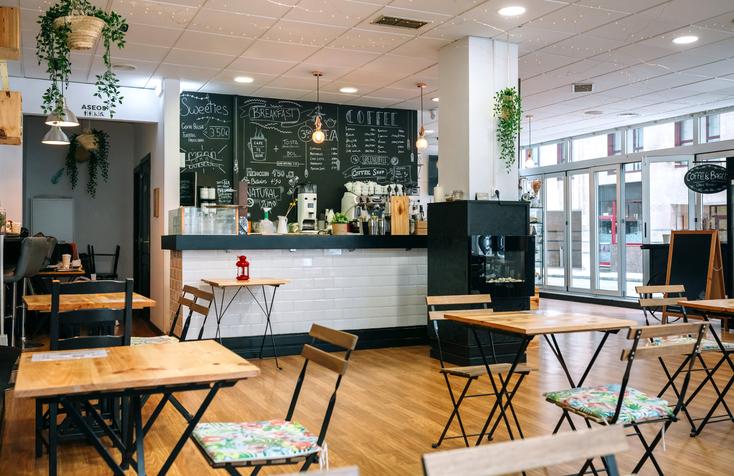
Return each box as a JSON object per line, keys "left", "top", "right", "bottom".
{"left": 544, "top": 322, "right": 707, "bottom": 476}
{"left": 191, "top": 324, "right": 358, "bottom": 475}
{"left": 3, "top": 237, "right": 47, "bottom": 348}
{"left": 0, "top": 344, "right": 21, "bottom": 456}
{"left": 36, "top": 279, "right": 133, "bottom": 458}
{"left": 88, "top": 245, "right": 120, "bottom": 280}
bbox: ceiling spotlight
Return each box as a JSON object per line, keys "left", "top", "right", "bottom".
{"left": 340, "top": 87, "right": 358, "bottom": 93}
{"left": 585, "top": 110, "right": 604, "bottom": 115}
{"left": 618, "top": 112, "right": 640, "bottom": 117}
{"left": 234, "top": 76, "right": 254, "bottom": 83}
{"left": 498, "top": 6, "right": 526, "bottom": 16}
{"left": 112, "top": 63, "right": 137, "bottom": 72}
{"left": 672, "top": 36, "right": 698, "bottom": 44}
{"left": 431, "top": 97, "right": 439, "bottom": 102}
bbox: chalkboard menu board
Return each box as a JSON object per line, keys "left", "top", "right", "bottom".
{"left": 237, "top": 97, "right": 417, "bottom": 220}
{"left": 180, "top": 92, "right": 235, "bottom": 204}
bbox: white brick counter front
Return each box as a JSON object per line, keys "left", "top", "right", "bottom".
{"left": 170, "top": 248, "right": 428, "bottom": 340}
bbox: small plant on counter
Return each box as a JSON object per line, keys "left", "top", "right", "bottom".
{"left": 331, "top": 212, "right": 349, "bottom": 224}
{"left": 36, "top": 0, "right": 127, "bottom": 119}
{"left": 64, "top": 129, "right": 110, "bottom": 198}
{"left": 493, "top": 87, "right": 523, "bottom": 173}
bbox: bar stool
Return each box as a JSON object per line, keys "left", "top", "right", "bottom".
{"left": 3, "top": 237, "right": 47, "bottom": 348}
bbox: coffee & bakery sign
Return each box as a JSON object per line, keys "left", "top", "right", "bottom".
{"left": 684, "top": 164, "right": 728, "bottom": 194}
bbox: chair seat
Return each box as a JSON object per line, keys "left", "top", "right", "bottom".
{"left": 651, "top": 336, "right": 734, "bottom": 352}
{"left": 441, "top": 363, "right": 538, "bottom": 378}
{"left": 130, "top": 335, "right": 179, "bottom": 346}
{"left": 544, "top": 384, "right": 674, "bottom": 424}
{"left": 192, "top": 420, "right": 320, "bottom": 464}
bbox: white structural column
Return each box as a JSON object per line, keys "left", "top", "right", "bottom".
{"left": 438, "top": 37, "right": 519, "bottom": 200}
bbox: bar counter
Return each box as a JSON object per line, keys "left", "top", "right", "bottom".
{"left": 162, "top": 234, "right": 428, "bottom": 359}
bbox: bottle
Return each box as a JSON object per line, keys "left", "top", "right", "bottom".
{"left": 260, "top": 208, "right": 275, "bottom": 234}
{"left": 419, "top": 205, "right": 425, "bottom": 221}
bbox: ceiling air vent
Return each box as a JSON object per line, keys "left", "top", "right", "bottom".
{"left": 572, "top": 83, "right": 594, "bottom": 93}
{"left": 373, "top": 16, "right": 430, "bottom": 30}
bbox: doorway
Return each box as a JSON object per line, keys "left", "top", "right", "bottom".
{"left": 133, "top": 155, "right": 151, "bottom": 321}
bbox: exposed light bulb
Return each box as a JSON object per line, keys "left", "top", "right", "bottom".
{"left": 312, "top": 115, "right": 325, "bottom": 143}
{"left": 416, "top": 137, "right": 428, "bottom": 150}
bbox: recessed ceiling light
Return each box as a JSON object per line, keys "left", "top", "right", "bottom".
{"left": 111, "top": 63, "right": 136, "bottom": 72}
{"left": 235, "top": 76, "right": 254, "bottom": 83}
{"left": 340, "top": 87, "right": 358, "bottom": 93}
{"left": 618, "top": 112, "right": 640, "bottom": 117}
{"left": 672, "top": 36, "right": 698, "bottom": 44}
{"left": 585, "top": 110, "right": 604, "bottom": 115}
{"left": 431, "top": 97, "right": 439, "bottom": 102}
{"left": 498, "top": 6, "right": 526, "bottom": 16}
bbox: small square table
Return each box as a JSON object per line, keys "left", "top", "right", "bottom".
{"left": 445, "top": 309, "right": 636, "bottom": 444}
{"left": 24, "top": 291, "right": 156, "bottom": 312}
{"left": 677, "top": 299, "right": 734, "bottom": 436}
{"left": 15, "top": 340, "right": 260, "bottom": 476}
{"left": 201, "top": 278, "right": 290, "bottom": 369}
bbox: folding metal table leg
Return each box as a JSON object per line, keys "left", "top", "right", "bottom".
{"left": 206, "top": 285, "right": 243, "bottom": 343}
{"left": 246, "top": 284, "right": 282, "bottom": 369}
{"left": 433, "top": 375, "right": 474, "bottom": 448}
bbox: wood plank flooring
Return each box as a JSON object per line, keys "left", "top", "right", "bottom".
{"left": 2, "top": 299, "right": 734, "bottom": 475}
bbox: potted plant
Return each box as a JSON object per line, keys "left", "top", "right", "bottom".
{"left": 64, "top": 128, "right": 110, "bottom": 198}
{"left": 36, "top": 0, "right": 127, "bottom": 120}
{"left": 493, "top": 87, "right": 522, "bottom": 172}
{"left": 331, "top": 212, "right": 349, "bottom": 235}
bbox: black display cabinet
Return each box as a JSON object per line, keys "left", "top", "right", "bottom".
{"left": 427, "top": 201, "right": 534, "bottom": 365}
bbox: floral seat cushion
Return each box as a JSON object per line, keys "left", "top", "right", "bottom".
{"left": 651, "top": 336, "right": 734, "bottom": 351}
{"left": 130, "top": 335, "right": 179, "bottom": 346}
{"left": 544, "top": 384, "right": 674, "bottom": 423}
{"left": 192, "top": 420, "right": 320, "bottom": 464}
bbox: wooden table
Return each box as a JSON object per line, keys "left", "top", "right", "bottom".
{"left": 37, "top": 267, "right": 85, "bottom": 277}
{"left": 444, "top": 309, "right": 636, "bottom": 444}
{"left": 201, "top": 277, "right": 290, "bottom": 369}
{"left": 24, "top": 292, "right": 156, "bottom": 312}
{"left": 677, "top": 299, "right": 734, "bottom": 436}
{"left": 15, "top": 340, "right": 260, "bottom": 476}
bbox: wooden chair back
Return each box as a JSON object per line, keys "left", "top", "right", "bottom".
{"left": 170, "top": 285, "right": 214, "bottom": 341}
{"left": 50, "top": 279, "right": 134, "bottom": 351}
{"left": 422, "top": 426, "right": 628, "bottom": 476}
{"left": 426, "top": 294, "right": 493, "bottom": 367}
{"left": 286, "top": 325, "right": 358, "bottom": 448}
{"left": 635, "top": 285, "right": 687, "bottom": 325}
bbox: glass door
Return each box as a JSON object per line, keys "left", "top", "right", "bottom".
{"left": 568, "top": 170, "right": 591, "bottom": 293}
{"left": 543, "top": 173, "right": 566, "bottom": 290}
{"left": 591, "top": 165, "right": 622, "bottom": 296}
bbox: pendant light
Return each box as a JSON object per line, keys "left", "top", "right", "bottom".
{"left": 45, "top": 97, "right": 79, "bottom": 127}
{"left": 416, "top": 83, "right": 428, "bottom": 150}
{"left": 42, "top": 126, "right": 70, "bottom": 145}
{"left": 312, "top": 71, "right": 325, "bottom": 144}
{"left": 524, "top": 115, "right": 534, "bottom": 168}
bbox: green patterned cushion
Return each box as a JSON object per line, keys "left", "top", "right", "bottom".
{"left": 651, "top": 336, "right": 734, "bottom": 351}
{"left": 192, "top": 420, "right": 320, "bottom": 463}
{"left": 130, "top": 335, "right": 179, "bottom": 346}
{"left": 544, "top": 384, "right": 674, "bottom": 423}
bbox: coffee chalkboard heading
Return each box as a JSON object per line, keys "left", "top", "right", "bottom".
{"left": 684, "top": 164, "right": 727, "bottom": 194}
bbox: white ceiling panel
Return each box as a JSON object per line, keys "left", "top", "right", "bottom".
{"left": 174, "top": 31, "right": 254, "bottom": 56}
{"left": 388, "top": 74, "right": 438, "bottom": 91}
{"left": 681, "top": 60, "right": 734, "bottom": 78}
{"left": 387, "top": 37, "right": 452, "bottom": 60}
{"left": 636, "top": 26, "right": 734, "bottom": 52}
{"left": 281, "top": 62, "right": 355, "bottom": 81}
{"left": 652, "top": 53, "right": 726, "bottom": 71}
{"left": 510, "top": 27, "right": 576, "bottom": 51}
{"left": 320, "top": 82, "right": 379, "bottom": 95}
{"left": 575, "top": 0, "right": 678, "bottom": 15}
{"left": 360, "top": 54, "right": 436, "bottom": 75}
{"left": 163, "top": 49, "right": 235, "bottom": 69}
{"left": 362, "top": 87, "right": 419, "bottom": 101}
{"left": 338, "top": 68, "right": 410, "bottom": 87}
{"left": 114, "top": 0, "right": 198, "bottom": 29}
{"left": 90, "top": 56, "right": 159, "bottom": 76}
{"left": 124, "top": 24, "right": 183, "bottom": 49}
{"left": 343, "top": 96, "right": 402, "bottom": 108}
{"left": 351, "top": 7, "right": 451, "bottom": 36}
{"left": 227, "top": 57, "right": 299, "bottom": 75}
{"left": 602, "top": 43, "right": 675, "bottom": 64}
{"left": 467, "top": 0, "right": 569, "bottom": 27}
{"left": 638, "top": 0, "right": 734, "bottom": 25}
{"left": 200, "top": 81, "right": 261, "bottom": 96}
{"left": 189, "top": 10, "right": 278, "bottom": 39}
{"left": 241, "top": 40, "right": 320, "bottom": 63}
{"left": 153, "top": 63, "right": 220, "bottom": 83}
{"left": 693, "top": 12, "right": 734, "bottom": 34}
{"left": 109, "top": 42, "right": 171, "bottom": 63}
{"left": 519, "top": 53, "right": 582, "bottom": 78}
{"left": 201, "top": 0, "right": 293, "bottom": 18}
{"left": 672, "top": 78, "right": 734, "bottom": 94}
{"left": 582, "top": 15, "right": 685, "bottom": 43}
{"left": 327, "top": 27, "right": 414, "bottom": 51}
{"left": 263, "top": 19, "right": 348, "bottom": 46}
{"left": 253, "top": 86, "right": 310, "bottom": 101}
{"left": 526, "top": 5, "right": 627, "bottom": 35}
{"left": 281, "top": 0, "right": 381, "bottom": 29}
{"left": 684, "top": 37, "right": 734, "bottom": 60}
{"left": 420, "top": 17, "right": 519, "bottom": 41}
{"left": 304, "top": 47, "right": 381, "bottom": 68}
{"left": 299, "top": 91, "right": 357, "bottom": 103}
{"left": 263, "top": 75, "right": 328, "bottom": 91}
{"left": 387, "top": 0, "right": 481, "bottom": 16}
{"left": 535, "top": 35, "right": 625, "bottom": 60}
{"left": 208, "top": 70, "right": 278, "bottom": 86}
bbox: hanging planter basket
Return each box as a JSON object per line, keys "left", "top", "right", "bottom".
{"left": 53, "top": 14, "right": 105, "bottom": 50}
{"left": 75, "top": 146, "right": 90, "bottom": 163}
{"left": 77, "top": 130, "right": 98, "bottom": 150}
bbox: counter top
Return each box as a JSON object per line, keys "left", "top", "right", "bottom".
{"left": 161, "top": 234, "right": 427, "bottom": 251}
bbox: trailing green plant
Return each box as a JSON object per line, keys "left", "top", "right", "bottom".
{"left": 36, "top": 0, "right": 127, "bottom": 119}
{"left": 64, "top": 129, "right": 110, "bottom": 198}
{"left": 331, "top": 212, "right": 350, "bottom": 224}
{"left": 493, "top": 87, "right": 523, "bottom": 172}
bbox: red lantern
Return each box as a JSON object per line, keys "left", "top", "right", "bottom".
{"left": 236, "top": 255, "right": 250, "bottom": 281}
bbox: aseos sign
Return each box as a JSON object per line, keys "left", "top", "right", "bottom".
{"left": 684, "top": 164, "right": 728, "bottom": 194}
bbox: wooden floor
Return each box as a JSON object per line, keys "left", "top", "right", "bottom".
{"left": 2, "top": 300, "right": 734, "bottom": 475}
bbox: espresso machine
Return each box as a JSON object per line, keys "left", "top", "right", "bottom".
{"left": 297, "top": 183, "right": 318, "bottom": 232}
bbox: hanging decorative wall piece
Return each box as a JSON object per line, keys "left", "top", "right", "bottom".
{"left": 493, "top": 87, "right": 522, "bottom": 172}
{"left": 64, "top": 128, "right": 110, "bottom": 197}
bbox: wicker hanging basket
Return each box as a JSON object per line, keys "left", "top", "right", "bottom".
{"left": 53, "top": 15, "right": 105, "bottom": 50}
{"left": 75, "top": 146, "right": 91, "bottom": 163}
{"left": 77, "top": 131, "right": 98, "bottom": 151}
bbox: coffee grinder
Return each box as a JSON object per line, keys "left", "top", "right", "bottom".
{"left": 297, "top": 183, "right": 318, "bottom": 232}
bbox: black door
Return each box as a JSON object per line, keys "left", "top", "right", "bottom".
{"left": 133, "top": 155, "right": 151, "bottom": 321}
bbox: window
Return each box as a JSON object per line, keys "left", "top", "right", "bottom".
{"left": 571, "top": 132, "right": 621, "bottom": 161}
{"left": 626, "top": 120, "right": 693, "bottom": 152}
{"left": 704, "top": 114, "right": 721, "bottom": 143}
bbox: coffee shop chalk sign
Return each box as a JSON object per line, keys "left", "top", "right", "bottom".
{"left": 684, "top": 164, "right": 728, "bottom": 194}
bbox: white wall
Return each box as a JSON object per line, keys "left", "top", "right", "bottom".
{"left": 22, "top": 116, "right": 136, "bottom": 278}
{"left": 0, "top": 144, "right": 23, "bottom": 223}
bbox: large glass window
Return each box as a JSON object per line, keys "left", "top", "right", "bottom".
{"left": 649, "top": 161, "right": 690, "bottom": 242}
{"left": 570, "top": 133, "right": 621, "bottom": 162}
{"left": 624, "top": 163, "right": 642, "bottom": 297}
{"left": 702, "top": 112, "right": 734, "bottom": 143}
{"left": 522, "top": 142, "right": 565, "bottom": 169}
{"left": 545, "top": 175, "right": 565, "bottom": 287}
{"left": 570, "top": 173, "right": 590, "bottom": 290}
{"left": 626, "top": 120, "right": 694, "bottom": 152}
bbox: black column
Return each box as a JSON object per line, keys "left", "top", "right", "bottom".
{"left": 727, "top": 157, "right": 734, "bottom": 298}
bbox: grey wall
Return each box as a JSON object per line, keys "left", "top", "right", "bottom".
{"left": 23, "top": 115, "right": 137, "bottom": 280}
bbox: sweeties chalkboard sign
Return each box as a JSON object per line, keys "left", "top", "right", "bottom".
{"left": 237, "top": 97, "right": 418, "bottom": 220}
{"left": 179, "top": 93, "right": 235, "bottom": 204}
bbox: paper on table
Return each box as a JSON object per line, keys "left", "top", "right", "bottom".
{"left": 31, "top": 349, "right": 108, "bottom": 362}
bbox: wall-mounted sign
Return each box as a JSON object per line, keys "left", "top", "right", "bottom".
{"left": 684, "top": 164, "right": 728, "bottom": 194}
